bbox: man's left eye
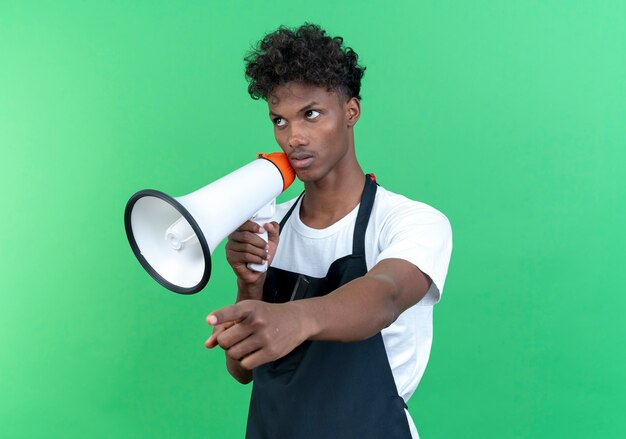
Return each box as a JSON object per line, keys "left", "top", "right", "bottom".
{"left": 305, "top": 110, "right": 320, "bottom": 119}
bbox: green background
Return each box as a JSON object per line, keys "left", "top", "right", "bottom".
{"left": 2, "top": 1, "right": 625, "bottom": 437}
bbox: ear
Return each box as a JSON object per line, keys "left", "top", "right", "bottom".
{"left": 345, "top": 97, "right": 361, "bottom": 127}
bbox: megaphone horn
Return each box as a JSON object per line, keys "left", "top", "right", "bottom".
{"left": 124, "top": 152, "right": 296, "bottom": 295}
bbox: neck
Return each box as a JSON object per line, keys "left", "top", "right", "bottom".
{"left": 299, "top": 160, "right": 366, "bottom": 230}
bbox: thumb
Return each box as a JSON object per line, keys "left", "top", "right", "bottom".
{"left": 265, "top": 221, "right": 280, "bottom": 245}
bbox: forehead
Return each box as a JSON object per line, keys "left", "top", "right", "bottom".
{"left": 268, "top": 82, "right": 342, "bottom": 111}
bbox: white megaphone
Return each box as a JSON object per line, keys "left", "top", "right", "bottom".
{"left": 124, "top": 152, "right": 296, "bottom": 294}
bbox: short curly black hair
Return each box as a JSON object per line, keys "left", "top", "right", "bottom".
{"left": 244, "top": 24, "right": 366, "bottom": 101}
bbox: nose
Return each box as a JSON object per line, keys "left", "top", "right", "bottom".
{"left": 287, "top": 122, "right": 308, "bottom": 149}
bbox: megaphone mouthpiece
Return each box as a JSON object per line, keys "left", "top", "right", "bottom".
{"left": 257, "top": 152, "right": 296, "bottom": 192}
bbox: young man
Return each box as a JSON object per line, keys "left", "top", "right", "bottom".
{"left": 205, "top": 24, "right": 452, "bottom": 439}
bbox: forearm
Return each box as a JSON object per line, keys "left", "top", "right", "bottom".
{"left": 295, "top": 260, "right": 430, "bottom": 343}
{"left": 236, "top": 278, "right": 264, "bottom": 302}
{"left": 294, "top": 276, "right": 397, "bottom": 343}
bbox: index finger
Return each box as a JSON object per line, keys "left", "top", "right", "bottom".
{"left": 207, "top": 303, "right": 250, "bottom": 326}
{"left": 234, "top": 220, "right": 265, "bottom": 234}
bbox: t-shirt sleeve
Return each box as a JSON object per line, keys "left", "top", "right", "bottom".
{"left": 375, "top": 201, "right": 453, "bottom": 306}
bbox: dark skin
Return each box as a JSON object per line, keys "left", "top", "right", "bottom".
{"left": 205, "top": 82, "right": 431, "bottom": 383}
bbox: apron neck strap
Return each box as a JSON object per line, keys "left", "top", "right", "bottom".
{"left": 279, "top": 191, "right": 304, "bottom": 233}
{"left": 278, "top": 173, "right": 379, "bottom": 250}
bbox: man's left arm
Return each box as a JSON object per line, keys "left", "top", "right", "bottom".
{"left": 206, "top": 258, "right": 430, "bottom": 370}
{"left": 302, "top": 258, "right": 431, "bottom": 342}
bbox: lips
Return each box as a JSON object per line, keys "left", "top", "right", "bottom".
{"left": 289, "top": 152, "right": 315, "bottom": 169}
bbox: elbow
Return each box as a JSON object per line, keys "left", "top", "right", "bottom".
{"left": 381, "top": 298, "right": 398, "bottom": 329}
{"left": 370, "top": 274, "right": 403, "bottom": 329}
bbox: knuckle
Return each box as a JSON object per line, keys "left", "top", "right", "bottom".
{"left": 259, "top": 330, "right": 271, "bottom": 347}
{"left": 226, "top": 349, "right": 239, "bottom": 361}
{"left": 240, "top": 358, "right": 253, "bottom": 371}
{"left": 216, "top": 334, "right": 229, "bottom": 348}
{"left": 246, "top": 234, "right": 265, "bottom": 251}
{"left": 266, "top": 343, "right": 278, "bottom": 359}
{"left": 251, "top": 315, "right": 266, "bottom": 329}
{"left": 227, "top": 346, "right": 241, "bottom": 360}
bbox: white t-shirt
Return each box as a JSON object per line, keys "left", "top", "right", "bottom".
{"left": 269, "top": 185, "right": 453, "bottom": 438}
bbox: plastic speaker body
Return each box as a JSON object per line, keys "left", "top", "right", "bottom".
{"left": 124, "top": 153, "right": 295, "bottom": 294}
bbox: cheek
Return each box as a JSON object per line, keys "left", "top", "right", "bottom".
{"left": 274, "top": 130, "right": 288, "bottom": 149}
{"left": 320, "top": 120, "right": 344, "bottom": 149}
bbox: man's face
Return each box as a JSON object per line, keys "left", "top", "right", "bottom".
{"left": 268, "top": 82, "right": 358, "bottom": 183}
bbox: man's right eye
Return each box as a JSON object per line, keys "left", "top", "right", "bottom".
{"left": 273, "top": 117, "right": 286, "bottom": 127}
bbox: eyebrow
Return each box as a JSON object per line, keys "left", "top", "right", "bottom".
{"left": 269, "top": 101, "right": 321, "bottom": 118}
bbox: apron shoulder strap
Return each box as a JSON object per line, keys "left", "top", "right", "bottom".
{"left": 352, "top": 174, "right": 378, "bottom": 256}
{"left": 278, "top": 191, "right": 305, "bottom": 235}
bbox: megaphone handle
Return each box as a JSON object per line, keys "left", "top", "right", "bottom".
{"left": 247, "top": 226, "right": 269, "bottom": 273}
{"left": 247, "top": 199, "right": 276, "bottom": 273}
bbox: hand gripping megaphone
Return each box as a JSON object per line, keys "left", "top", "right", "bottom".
{"left": 124, "top": 152, "right": 296, "bottom": 294}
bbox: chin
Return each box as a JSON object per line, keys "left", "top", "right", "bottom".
{"left": 294, "top": 169, "right": 317, "bottom": 183}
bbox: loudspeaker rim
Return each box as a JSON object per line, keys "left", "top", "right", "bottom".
{"left": 124, "top": 189, "right": 212, "bottom": 294}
